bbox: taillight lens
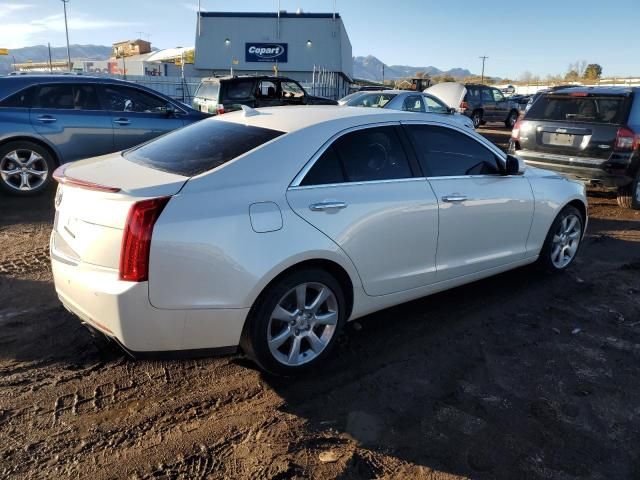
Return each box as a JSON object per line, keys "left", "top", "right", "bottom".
{"left": 216, "top": 104, "right": 225, "bottom": 115}
{"left": 614, "top": 127, "right": 640, "bottom": 151}
{"left": 119, "top": 197, "right": 170, "bottom": 282}
{"left": 511, "top": 120, "right": 522, "bottom": 140}
{"left": 460, "top": 101, "right": 469, "bottom": 110}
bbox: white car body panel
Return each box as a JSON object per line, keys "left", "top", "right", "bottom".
{"left": 50, "top": 106, "right": 588, "bottom": 354}
{"left": 425, "top": 82, "right": 467, "bottom": 111}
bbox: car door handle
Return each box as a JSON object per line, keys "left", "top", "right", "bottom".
{"left": 113, "top": 118, "right": 131, "bottom": 126}
{"left": 36, "top": 115, "right": 56, "bottom": 123}
{"left": 442, "top": 195, "right": 468, "bottom": 203}
{"left": 309, "top": 201, "right": 347, "bottom": 211}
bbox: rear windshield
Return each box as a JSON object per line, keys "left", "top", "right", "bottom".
{"left": 346, "top": 93, "right": 395, "bottom": 108}
{"left": 526, "top": 94, "right": 629, "bottom": 124}
{"left": 124, "top": 119, "right": 285, "bottom": 176}
{"left": 195, "top": 82, "right": 220, "bottom": 101}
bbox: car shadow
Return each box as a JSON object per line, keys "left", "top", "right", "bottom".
{"left": 257, "top": 230, "right": 640, "bottom": 479}
{"left": 0, "top": 185, "right": 56, "bottom": 228}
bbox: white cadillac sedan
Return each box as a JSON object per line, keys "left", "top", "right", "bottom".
{"left": 51, "top": 106, "right": 587, "bottom": 375}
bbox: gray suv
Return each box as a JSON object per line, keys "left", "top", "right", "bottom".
{"left": 0, "top": 75, "right": 206, "bottom": 196}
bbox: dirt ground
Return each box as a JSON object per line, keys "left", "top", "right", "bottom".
{"left": 1, "top": 127, "right": 640, "bottom": 479}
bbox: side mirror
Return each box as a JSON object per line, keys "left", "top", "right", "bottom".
{"left": 505, "top": 154, "right": 526, "bottom": 175}
{"left": 164, "top": 103, "right": 176, "bottom": 116}
{"left": 447, "top": 107, "right": 456, "bottom": 114}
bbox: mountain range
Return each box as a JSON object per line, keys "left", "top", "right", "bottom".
{"left": 353, "top": 55, "right": 473, "bottom": 82}
{"left": 0, "top": 45, "right": 474, "bottom": 81}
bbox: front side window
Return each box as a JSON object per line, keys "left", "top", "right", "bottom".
{"left": 407, "top": 125, "right": 501, "bottom": 177}
{"left": 301, "top": 126, "right": 412, "bottom": 185}
{"left": 257, "top": 80, "right": 278, "bottom": 99}
{"left": 73, "top": 85, "right": 101, "bottom": 110}
{"left": 402, "top": 95, "right": 426, "bottom": 113}
{"left": 225, "top": 80, "right": 255, "bottom": 100}
{"left": 124, "top": 119, "right": 284, "bottom": 176}
{"left": 103, "top": 85, "right": 166, "bottom": 113}
{"left": 346, "top": 93, "right": 395, "bottom": 108}
{"left": 492, "top": 89, "right": 505, "bottom": 102}
{"left": 281, "top": 81, "right": 305, "bottom": 99}
{"left": 423, "top": 95, "right": 449, "bottom": 114}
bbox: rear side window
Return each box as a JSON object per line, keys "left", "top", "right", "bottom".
{"left": 124, "top": 120, "right": 284, "bottom": 176}
{"left": 301, "top": 126, "right": 412, "bottom": 185}
{"left": 526, "top": 94, "right": 629, "bottom": 124}
{"left": 37, "top": 85, "right": 74, "bottom": 109}
{"left": 402, "top": 95, "right": 426, "bottom": 113}
{"left": 195, "top": 82, "right": 220, "bottom": 101}
{"left": 224, "top": 80, "right": 255, "bottom": 100}
{"left": 0, "top": 86, "right": 36, "bottom": 107}
{"left": 347, "top": 93, "right": 395, "bottom": 108}
{"left": 407, "top": 125, "right": 501, "bottom": 177}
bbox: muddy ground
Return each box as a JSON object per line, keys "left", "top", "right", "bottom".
{"left": 1, "top": 127, "right": 640, "bottom": 479}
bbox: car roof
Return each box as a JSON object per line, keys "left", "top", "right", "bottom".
{"left": 217, "top": 105, "right": 461, "bottom": 133}
{"left": 545, "top": 86, "right": 638, "bottom": 96}
{"left": 199, "top": 75, "right": 297, "bottom": 83}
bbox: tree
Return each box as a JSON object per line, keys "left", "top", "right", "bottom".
{"left": 565, "top": 70, "right": 580, "bottom": 82}
{"left": 583, "top": 63, "right": 603, "bottom": 81}
{"left": 520, "top": 71, "right": 534, "bottom": 83}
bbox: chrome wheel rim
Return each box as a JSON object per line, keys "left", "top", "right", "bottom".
{"left": 551, "top": 214, "right": 581, "bottom": 269}
{"left": 267, "top": 282, "right": 338, "bottom": 367}
{"left": 0, "top": 149, "right": 48, "bottom": 191}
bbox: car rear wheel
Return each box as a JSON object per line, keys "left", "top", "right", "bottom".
{"left": 505, "top": 110, "right": 519, "bottom": 129}
{"left": 471, "top": 110, "right": 482, "bottom": 129}
{"left": 0, "top": 141, "right": 54, "bottom": 196}
{"left": 241, "top": 268, "right": 346, "bottom": 376}
{"left": 538, "top": 205, "right": 584, "bottom": 272}
{"left": 616, "top": 173, "right": 640, "bottom": 210}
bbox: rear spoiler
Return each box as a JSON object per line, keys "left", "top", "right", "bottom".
{"left": 53, "top": 164, "right": 121, "bottom": 193}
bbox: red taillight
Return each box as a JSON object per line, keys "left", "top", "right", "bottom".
{"left": 53, "top": 164, "right": 121, "bottom": 193}
{"left": 119, "top": 197, "right": 170, "bottom": 282}
{"left": 216, "top": 104, "right": 225, "bottom": 115}
{"left": 511, "top": 119, "right": 522, "bottom": 140}
{"left": 569, "top": 92, "right": 589, "bottom": 97}
{"left": 460, "top": 101, "right": 469, "bottom": 110}
{"left": 614, "top": 127, "right": 640, "bottom": 151}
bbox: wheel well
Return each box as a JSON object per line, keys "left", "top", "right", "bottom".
{"left": 256, "top": 259, "right": 355, "bottom": 320}
{"left": 567, "top": 199, "right": 587, "bottom": 226}
{"left": 0, "top": 137, "right": 60, "bottom": 166}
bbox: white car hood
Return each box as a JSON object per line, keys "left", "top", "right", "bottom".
{"left": 425, "top": 82, "right": 467, "bottom": 109}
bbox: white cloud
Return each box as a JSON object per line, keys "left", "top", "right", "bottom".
{"left": 0, "top": 2, "right": 34, "bottom": 19}
{"left": 2, "top": 12, "right": 141, "bottom": 48}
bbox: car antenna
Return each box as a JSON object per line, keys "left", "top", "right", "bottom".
{"left": 241, "top": 105, "right": 260, "bottom": 117}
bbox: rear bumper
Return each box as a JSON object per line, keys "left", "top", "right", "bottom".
{"left": 513, "top": 147, "right": 635, "bottom": 188}
{"left": 50, "top": 234, "right": 247, "bottom": 354}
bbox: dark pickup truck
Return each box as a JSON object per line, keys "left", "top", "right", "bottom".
{"left": 510, "top": 87, "right": 640, "bottom": 209}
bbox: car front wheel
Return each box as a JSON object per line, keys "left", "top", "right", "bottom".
{"left": 241, "top": 268, "right": 346, "bottom": 376}
{"left": 505, "top": 110, "right": 519, "bottom": 129}
{"left": 0, "top": 141, "right": 54, "bottom": 196}
{"left": 538, "top": 205, "right": 584, "bottom": 272}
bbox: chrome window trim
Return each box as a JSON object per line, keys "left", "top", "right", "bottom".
{"left": 289, "top": 176, "right": 428, "bottom": 191}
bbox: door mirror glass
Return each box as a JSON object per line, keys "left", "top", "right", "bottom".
{"left": 505, "top": 154, "right": 526, "bottom": 175}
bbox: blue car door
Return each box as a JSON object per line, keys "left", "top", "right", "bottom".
{"left": 29, "top": 83, "right": 114, "bottom": 162}
{"left": 100, "top": 84, "right": 185, "bottom": 151}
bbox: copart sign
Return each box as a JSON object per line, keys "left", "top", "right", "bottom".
{"left": 245, "top": 43, "right": 288, "bottom": 63}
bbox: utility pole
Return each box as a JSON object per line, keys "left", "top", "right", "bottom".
{"left": 479, "top": 55, "right": 488, "bottom": 84}
{"left": 47, "top": 42, "right": 53, "bottom": 72}
{"left": 61, "top": 0, "right": 72, "bottom": 71}
{"left": 198, "top": 0, "right": 201, "bottom": 36}
{"left": 382, "top": 63, "right": 385, "bottom": 85}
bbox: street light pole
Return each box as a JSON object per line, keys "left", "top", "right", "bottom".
{"left": 479, "top": 55, "right": 488, "bottom": 84}
{"left": 61, "top": 0, "right": 72, "bottom": 71}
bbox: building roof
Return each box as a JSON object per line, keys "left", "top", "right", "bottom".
{"left": 146, "top": 47, "right": 194, "bottom": 63}
{"left": 199, "top": 11, "right": 341, "bottom": 19}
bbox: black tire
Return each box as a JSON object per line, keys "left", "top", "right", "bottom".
{"left": 0, "top": 141, "right": 55, "bottom": 196}
{"left": 616, "top": 173, "right": 640, "bottom": 209}
{"left": 471, "top": 110, "right": 483, "bottom": 129}
{"left": 241, "top": 268, "right": 346, "bottom": 376}
{"left": 538, "top": 205, "right": 584, "bottom": 272}
{"left": 505, "top": 110, "right": 519, "bottom": 129}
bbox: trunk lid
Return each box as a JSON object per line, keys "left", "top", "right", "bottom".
{"left": 52, "top": 153, "right": 188, "bottom": 269}
{"left": 520, "top": 92, "right": 631, "bottom": 159}
{"left": 424, "top": 82, "right": 467, "bottom": 110}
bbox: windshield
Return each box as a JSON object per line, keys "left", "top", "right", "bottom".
{"left": 346, "top": 93, "right": 396, "bottom": 108}
{"left": 526, "top": 94, "right": 629, "bottom": 124}
{"left": 124, "top": 119, "right": 284, "bottom": 176}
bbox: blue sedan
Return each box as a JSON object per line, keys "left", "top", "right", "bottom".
{"left": 0, "top": 75, "right": 206, "bottom": 196}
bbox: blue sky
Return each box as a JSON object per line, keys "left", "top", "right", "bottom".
{"left": 1, "top": 0, "right": 639, "bottom": 78}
